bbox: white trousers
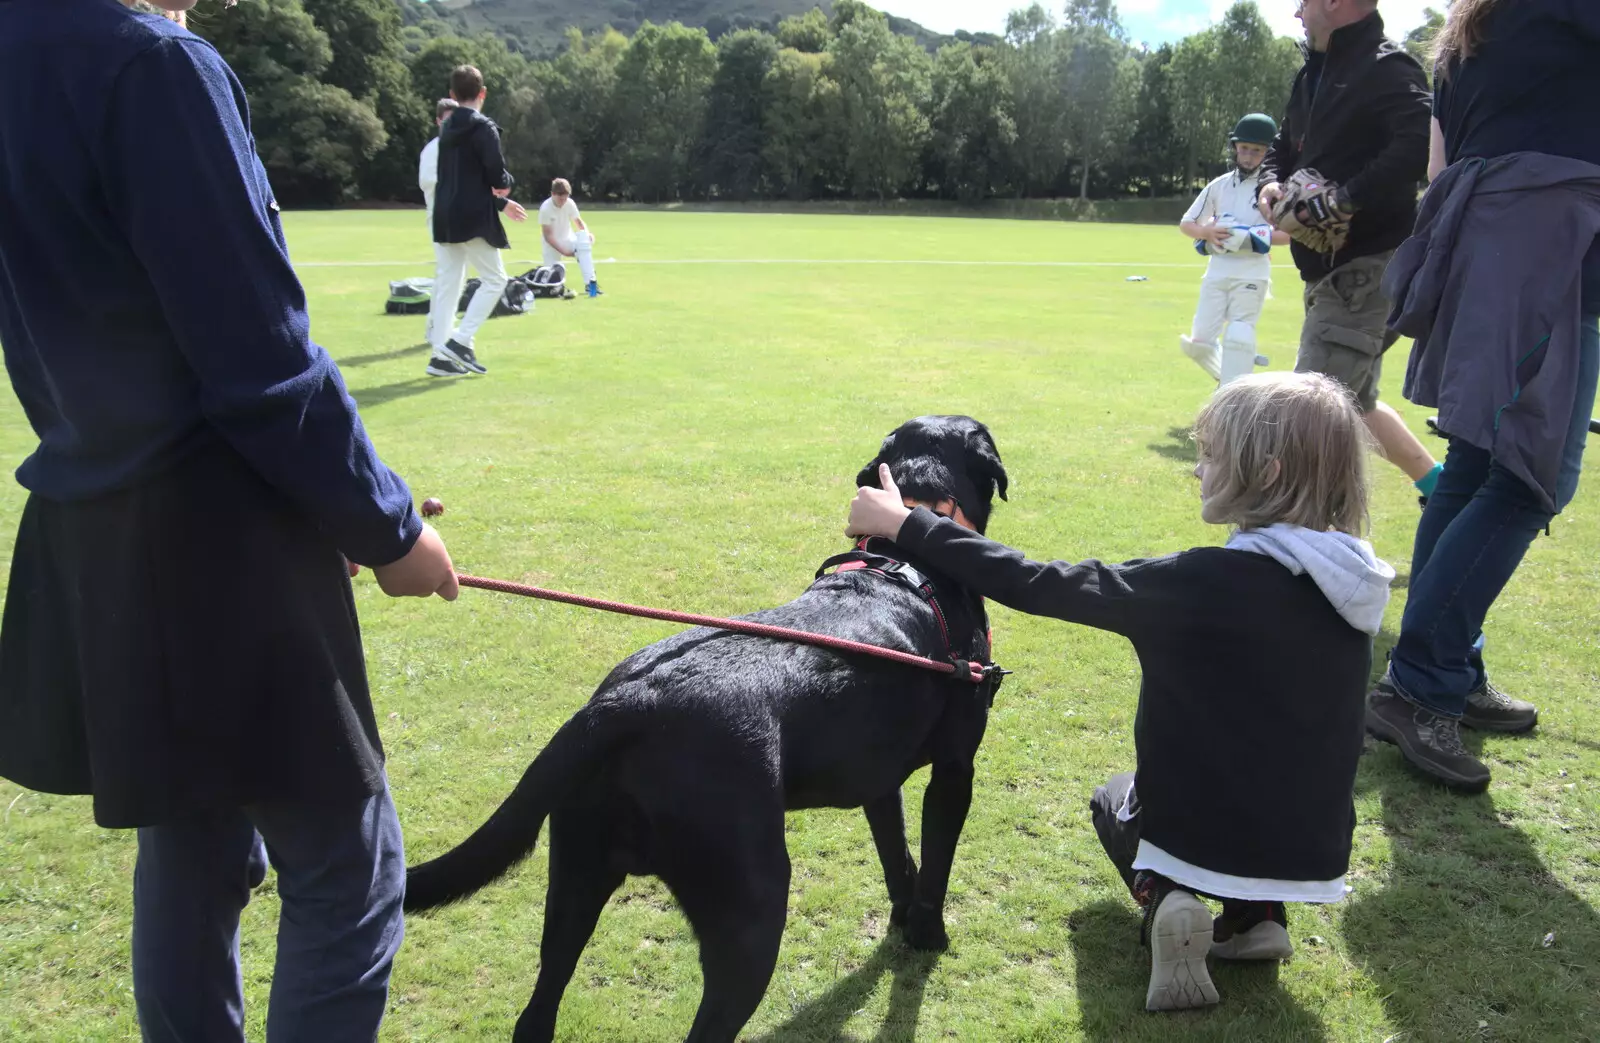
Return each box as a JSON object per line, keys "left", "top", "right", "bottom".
{"left": 542, "top": 231, "right": 596, "bottom": 284}
{"left": 1182, "top": 274, "right": 1268, "bottom": 386}
{"left": 427, "top": 237, "right": 508, "bottom": 352}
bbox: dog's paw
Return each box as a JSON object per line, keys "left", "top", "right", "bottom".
{"left": 901, "top": 903, "right": 950, "bottom": 952}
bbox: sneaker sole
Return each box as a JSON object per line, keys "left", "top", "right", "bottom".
{"left": 1365, "top": 707, "right": 1491, "bottom": 793}
{"left": 1146, "top": 891, "right": 1218, "bottom": 1012}
{"left": 438, "top": 343, "right": 486, "bottom": 374}
{"left": 1210, "top": 920, "right": 1293, "bottom": 961}
{"left": 425, "top": 365, "right": 469, "bottom": 378}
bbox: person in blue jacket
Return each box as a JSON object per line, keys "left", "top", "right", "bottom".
{"left": 0, "top": 1, "right": 458, "bottom": 1039}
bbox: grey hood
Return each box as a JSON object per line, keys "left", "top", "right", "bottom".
{"left": 1227, "top": 524, "right": 1394, "bottom": 635}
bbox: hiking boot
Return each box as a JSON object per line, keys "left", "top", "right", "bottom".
{"left": 439, "top": 338, "right": 486, "bottom": 374}
{"left": 1143, "top": 886, "right": 1218, "bottom": 1011}
{"left": 1366, "top": 672, "right": 1491, "bottom": 792}
{"left": 425, "top": 355, "right": 471, "bottom": 378}
{"left": 1461, "top": 678, "right": 1537, "bottom": 734}
{"left": 1212, "top": 901, "right": 1292, "bottom": 961}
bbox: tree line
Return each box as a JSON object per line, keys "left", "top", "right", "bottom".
{"left": 184, "top": 0, "right": 1444, "bottom": 209}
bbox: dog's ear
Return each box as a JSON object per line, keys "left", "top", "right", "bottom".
{"left": 965, "top": 425, "right": 1009, "bottom": 503}
{"left": 855, "top": 429, "right": 899, "bottom": 489}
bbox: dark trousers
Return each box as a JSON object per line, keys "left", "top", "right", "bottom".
{"left": 1391, "top": 314, "right": 1600, "bottom": 716}
{"left": 132, "top": 784, "right": 405, "bottom": 1042}
{"left": 1089, "top": 771, "right": 1142, "bottom": 896}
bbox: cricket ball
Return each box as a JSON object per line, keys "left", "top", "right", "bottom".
{"left": 421, "top": 497, "right": 445, "bottom": 518}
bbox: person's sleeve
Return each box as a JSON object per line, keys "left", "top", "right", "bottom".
{"left": 417, "top": 146, "right": 435, "bottom": 195}
{"left": 1182, "top": 186, "right": 1208, "bottom": 223}
{"left": 537, "top": 203, "right": 556, "bottom": 227}
{"left": 102, "top": 38, "right": 421, "bottom": 566}
{"left": 895, "top": 508, "right": 1173, "bottom": 638}
{"left": 475, "top": 122, "right": 514, "bottom": 193}
{"left": 1260, "top": 108, "right": 1295, "bottom": 187}
{"left": 1340, "top": 54, "right": 1431, "bottom": 207}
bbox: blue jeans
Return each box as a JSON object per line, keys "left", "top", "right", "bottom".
{"left": 1391, "top": 314, "right": 1600, "bottom": 716}
{"left": 132, "top": 784, "right": 405, "bottom": 1042}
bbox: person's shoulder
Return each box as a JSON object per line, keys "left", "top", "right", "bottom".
{"left": 1373, "top": 34, "right": 1427, "bottom": 78}
{"left": 29, "top": 2, "right": 224, "bottom": 82}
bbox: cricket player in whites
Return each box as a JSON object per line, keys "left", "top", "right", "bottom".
{"left": 539, "top": 178, "right": 602, "bottom": 298}
{"left": 1178, "top": 113, "right": 1289, "bottom": 386}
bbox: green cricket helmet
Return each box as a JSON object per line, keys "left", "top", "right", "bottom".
{"left": 1229, "top": 113, "right": 1278, "bottom": 146}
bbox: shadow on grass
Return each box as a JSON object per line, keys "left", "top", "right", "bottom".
{"left": 749, "top": 940, "right": 937, "bottom": 1043}
{"left": 336, "top": 342, "right": 430, "bottom": 369}
{"left": 348, "top": 376, "right": 453, "bottom": 411}
{"left": 1342, "top": 757, "right": 1600, "bottom": 1042}
{"left": 1147, "top": 426, "right": 1196, "bottom": 464}
{"left": 1067, "top": 899, "right": 1332, "bottom": 1042}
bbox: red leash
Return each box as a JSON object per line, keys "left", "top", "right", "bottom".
{"left": 456, "top": 574, "right": 990, "bottom": 684}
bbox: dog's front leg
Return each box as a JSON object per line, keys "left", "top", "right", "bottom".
{"left": 863, "top": 790, "right": 918, "bottom": 929}
{"left": 903, "top": 760, "right": 974, "bottom": 952}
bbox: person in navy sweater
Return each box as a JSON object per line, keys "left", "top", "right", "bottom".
{"left": 847, "top": 373, "right": 1392, "bottom": 1012}
{"left": 0, "top": 1, "right": 457, "bottom": 1039}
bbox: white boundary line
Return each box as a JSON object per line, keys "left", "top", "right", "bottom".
{"left": 298, "top": 257, "right": 1297, "bottom": 269}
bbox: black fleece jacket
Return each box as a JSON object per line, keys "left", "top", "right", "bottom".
{"left": 1261, "top": 13, "right": 1431, "bottom": 281}
{"left": 431, "top": 106, "right": 515, "bottom": 249}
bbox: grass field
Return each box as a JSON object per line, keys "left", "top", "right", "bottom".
{"left": 2, "top": 211, "right": 1598, "bottom": 1042}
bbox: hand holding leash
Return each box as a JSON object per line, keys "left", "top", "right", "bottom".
{"left": 847, "top": 463, "right": 913, "bottom": 539}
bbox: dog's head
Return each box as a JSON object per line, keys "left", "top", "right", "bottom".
{"left": 856, "top": 415, "right": 1009, "bottom": 535}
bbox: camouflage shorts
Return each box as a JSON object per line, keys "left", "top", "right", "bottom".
{"left": 1295, "top": 250, "right": 1398, "bottom": 413}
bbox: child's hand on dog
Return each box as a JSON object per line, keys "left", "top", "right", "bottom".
{"left": 846, "top": 463, "right": 913, "bottom": 539}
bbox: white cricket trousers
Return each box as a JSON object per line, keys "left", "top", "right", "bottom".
{"left": 1182, "top": 274, "right": 1268, "bottom": 386}
{"left": 427, "top": 237, "right": 508, "bottom": 353}
{"left": 542, "top": 232, "right": 596, "bottom": 284}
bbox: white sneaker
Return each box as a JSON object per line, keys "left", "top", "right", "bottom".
{"left": 1210, "top": 919, "right": 1293, "bottom": 961}
{"left": 1145, "top": 889, "right": 1219, "bottom": 1011}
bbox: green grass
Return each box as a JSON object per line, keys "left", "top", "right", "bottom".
{"left": 2, "top": 212, "right": 1598, "bottom": 1042}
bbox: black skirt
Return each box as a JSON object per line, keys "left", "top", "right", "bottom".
{"left": 0, "top": 438, "right": 385, "bottom": 828}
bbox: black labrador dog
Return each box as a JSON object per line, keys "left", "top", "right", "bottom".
{"left": 404, "top": 415, "right": 1010, "bottom": 1043}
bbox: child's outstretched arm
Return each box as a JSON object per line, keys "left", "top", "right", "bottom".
{"left": 847, "top": 465, "right": 1162, "bottom": 636}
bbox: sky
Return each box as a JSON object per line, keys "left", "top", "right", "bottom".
{"left": 873, "top": 1, "right": 1438, "bottom": 47}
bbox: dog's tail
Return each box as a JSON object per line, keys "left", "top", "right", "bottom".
{"left": 403, "top": 703, "right": 630, "bottom": 912}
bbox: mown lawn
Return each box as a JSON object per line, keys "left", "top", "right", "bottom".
{"left": 2, "top": 211, "right": 1596, "bottom": 1042}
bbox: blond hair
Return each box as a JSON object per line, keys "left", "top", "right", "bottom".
{"left": 1193, "top": 372, "right": 1371, "bottom": 534}
{"left": 1434, "top": 0, "right": 1503, "bottom": 77}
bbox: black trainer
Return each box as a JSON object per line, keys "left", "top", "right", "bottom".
{"left": 1366, "top": 671, "right": 1491, "bottom": 792}
{"left": 1461, "top": 678, "right": 1538, "bottom": 733}
{"left": 425, "top": 355, "right": 470, "bottom": 378}
{"left": 439, "top": 338, "right": 486, "bottom": 375}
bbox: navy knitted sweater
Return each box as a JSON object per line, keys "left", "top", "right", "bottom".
{"left": 0, "top": 0, "right": 420, "bottom": 566}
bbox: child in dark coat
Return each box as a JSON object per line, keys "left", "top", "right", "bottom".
{"left": 846, "top": 372, "right": 1392, "bottom": 1010}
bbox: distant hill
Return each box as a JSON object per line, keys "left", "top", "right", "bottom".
{"left": 425, "top": 0, "right": 999, "bottom": 55}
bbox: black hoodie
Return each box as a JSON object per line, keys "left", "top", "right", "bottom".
{"left": 1260, "top": 13, "right": 1431, "bottom": 281}
{"left": 432, "top": 106, "right": 515, "bottom": 249}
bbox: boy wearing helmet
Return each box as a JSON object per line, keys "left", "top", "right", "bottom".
{"left": 1177, "top": 114, "right": 1290, "bottom": 386}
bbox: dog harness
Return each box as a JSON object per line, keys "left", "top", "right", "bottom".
{"left": 813, "top": 536, "right": 1006, "bottom": 700}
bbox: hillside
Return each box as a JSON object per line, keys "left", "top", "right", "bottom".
{"left": 428, "top": 0, "right": 987, "bottom": 55}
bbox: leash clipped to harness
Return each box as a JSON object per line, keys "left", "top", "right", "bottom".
{"left": 455, "top": 574, "right": 1006, "bottom": 685}
{"left": 813, "top": 536, "right": 1009, "bottom": 693}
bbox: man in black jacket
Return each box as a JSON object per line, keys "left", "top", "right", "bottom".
{"left": 1259, "top": 0, "right": 1442, "bottom": 501}
{"left": 425, "top": 64, "right": 526, "bottom": 379}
